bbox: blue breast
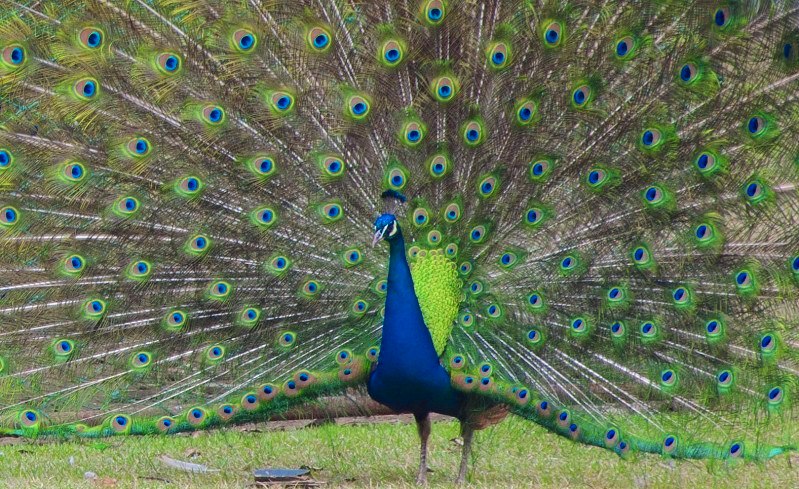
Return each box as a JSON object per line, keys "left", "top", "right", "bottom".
{"left": 367, "top": 231, "right": 463, "bottom": 417}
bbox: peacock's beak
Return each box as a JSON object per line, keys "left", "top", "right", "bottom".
{"left": 372, "top": 225, "right": 389, "bottom": 247}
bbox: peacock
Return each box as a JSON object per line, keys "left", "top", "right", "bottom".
{"left": 1, "top": 0, "right": 799, "bottom": 484}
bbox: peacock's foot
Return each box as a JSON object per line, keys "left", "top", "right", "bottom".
{"left": 415, "top": 466, "right": 434, "bottom": 485}
{"left": 455, "top": 468, "right": 468, "bottom": 485}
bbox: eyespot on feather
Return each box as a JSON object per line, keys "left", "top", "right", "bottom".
{"left": 232, "top": 29, "right": 257, "bottom": 52}
{"left": 307, "top": 26, "right": 332, "bottom": 52}
{"left": 241, "top": 393, "right": 259, "bottom": 411}
{"left": 79, "top": 27, "right": 104, "bottom": 49}
{"left": 156, "top": 53, "right": 182, "bottom": 74}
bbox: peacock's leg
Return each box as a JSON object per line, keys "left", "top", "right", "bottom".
{"left": 455, "top": 423, "right": 474, "bottom": 485}
{"left": 414, "top": 412, "right": 431, "bottom": 485}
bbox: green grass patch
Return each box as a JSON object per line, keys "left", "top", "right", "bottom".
{"left": 0, "top": 416, "right": 797, "bottom": 488}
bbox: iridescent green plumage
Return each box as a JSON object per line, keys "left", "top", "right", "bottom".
{"left": 410, "top": 249, "right": 462, "bottom": 356}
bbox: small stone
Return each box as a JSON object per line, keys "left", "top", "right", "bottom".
{"left": 184, "top": 448, "right": 201, "bottom": 458}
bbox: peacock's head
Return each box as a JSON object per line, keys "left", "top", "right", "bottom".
{"left": 373, "top": 190, "right": 406, "bottom": 246}
{"left": 372, "top": 213, "right": 400, "bottom": 246}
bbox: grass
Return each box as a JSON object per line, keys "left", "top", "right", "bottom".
{"left": 1, "top": 415, "right": 798, "bottom": 488}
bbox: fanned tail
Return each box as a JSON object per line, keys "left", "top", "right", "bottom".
{"left": 0, "top": 0, "right": 798, "bottom": 464}
{"left": 0, "top": 0, "right": 396, "bottom": 437}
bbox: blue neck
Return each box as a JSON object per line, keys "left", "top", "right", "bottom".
{"left": 367, "top": 231, "right": 463, "bottom": 417}
{"left": 378, "top": 232, "right": 441, "bottom": 368}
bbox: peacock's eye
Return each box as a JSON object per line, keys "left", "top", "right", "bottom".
{"left": 615, "top": 37, "right": 633, "bottom": 58}
{"left": 232, "top": 29, "right": 257, "bottom": 52}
